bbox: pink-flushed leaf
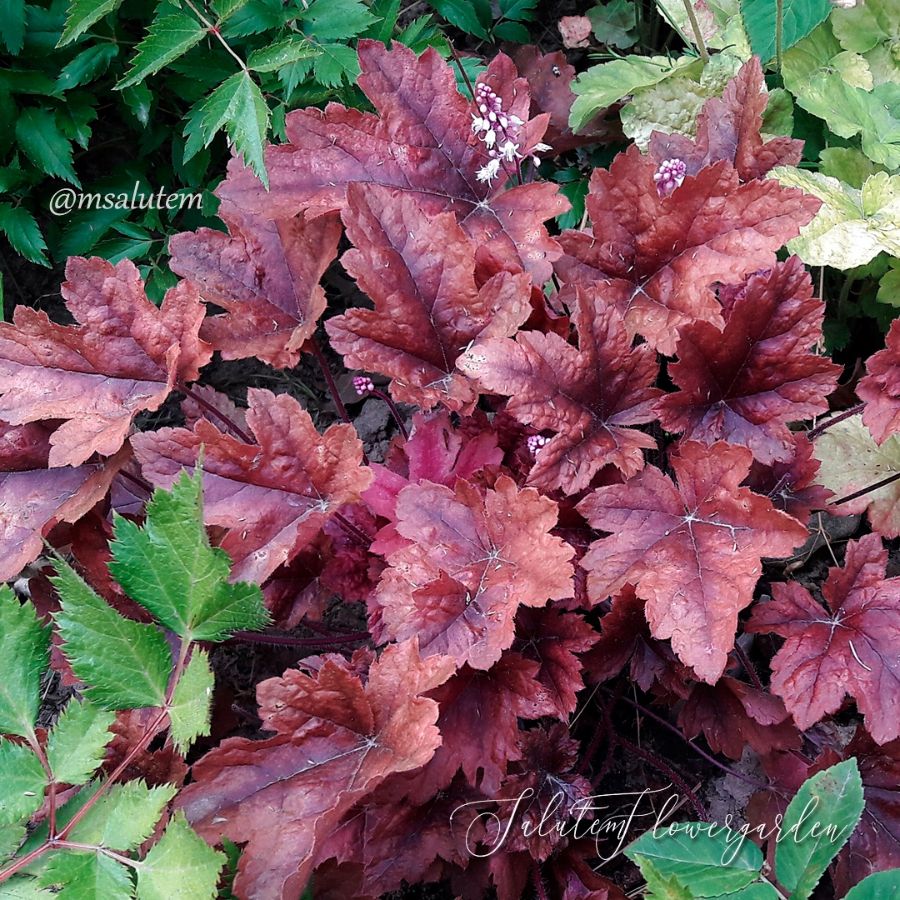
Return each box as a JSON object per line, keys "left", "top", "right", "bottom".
{"left": 578, "top": 441, "right": 808, "bottom": 683}
{"left": 217, "top": 41, "right": 567, "bottom": 283}
{"left": 169, "top": 209, "right": 342, "bottom": 368}
{"left": 555, "top": 148, "right": 820, "bottom": 354}
{"left": 178, "top": 639, "right": 454, "bottom": 900}
{"left": 364, "top": 410, "right": 502, "bottom": 556}
{"left": 0, "top": 257, "right": 211, "bottom": 467}
{"left": 656, "top": 258, "right": 840, "bottom": 464}
{"left": 860, "top": 318, "right": 900, "bottom": 444}
{"left": 678, "top": 675, "right": 801, "bottom": 760}
{"left": 745, "top": 432, "right": 832, "bottom": 522}
{"left": 747, "top": 533, "right": 900, "bottom": 744}
{"left": 513, "top": 607, "right": 598, "bottom": 718}
{"left": 400, "top": 653, "right": 555, "bottom": 803}
{"left": 513, "top": 47, "right": 620, "bottom": 154}
{"left": 370, "top": 475, "right": 574, "bottom": 670}
{"left": 459, "top": 288, "right": 661, "bottom": 493}
{"left": 132, "top": 388, "right": 372, "bottom": 584}
{"left": 327, "top": 184, "right": 532, "bottom": 412}
{"left": 0, "top": 423, "right": 129, "bottom": 581}
{"left": 649, "top": 57, "right": 804, "bottom": 182}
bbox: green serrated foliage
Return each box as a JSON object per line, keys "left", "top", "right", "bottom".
{"left": 625, "top": 826, "right": 763, "bottom": 896}
{"left": 15, "top": 108, "right": 79, "bottom": 186}
{"left": 109, "top": 471, "right": 269, "bottom": 643}
{"left": 136, "top": 812, "right": 224, "bottom": 900}
{"left": 0, "top": 204, "right": 43, "bottom": 265}
{"left": 588, "top": 0, "right": 639, "bottom": 49}
{"left": 52, "top": 561, "right": 171, "bottom": 711}
{"left": 168, "top": 651, "right": 214, "bottom": 753}
{"left": 37, "top": 851, "right": 133, "bottom": 899}
{"left": 739, "top": 0, "right": 831, "bottom": 63}
{"left": 425, "top": 0, "right": 491, "bottom": 39}
{"left": 46, "top": 702, "right": 115, "bottom": 788}
{"left": 0, "top": 0, "right": 25, "bottom": 54}
{"left": 819, "top": 147, "right": 885, "bottom": 189}
{"left": 67, "top": 781, "right": 176, "bottom": 852}
{"left": 117, "top": 13, "right": 205, "bottom": 90}
{"left": 302, "top": 0, "right": 380, "bottom": 41}
{"left": 637, "top": 855, "right": 695, "bottom": 899}
{"left": 877, "top": 259, "right": 900, "bottom": 306}
{"left": 775, "top": 759, "right": 864, "bottom": 900}
{"left": 0, "top": 823, "right": 26, "bottom": 864}
{"left": 186, "top": 71, "right": 270, "bottom": 187}
{"left": 844, "top": 870, "right": 900, "bottom": 899}
{"left": 770, "top": 167, "right": 900, "bottom": 268}
{"left": 312, "top": 43, "right": 360, "bottom": 87}
{"left": 0, "top": 587, "right": 50, "bottom": 738}
{"left": 58, "top": 0, "right": 124, "bottom": 47}
{"left": 247, "top": 36, "right": 318, "bottom": 72}
{"left": 0, "top": 742, "right": 46, "bottom": 827}
{"left": 570, "top": 55, "right": 702, "bottom": 131}
{"left": 832, "top": 0, "right": 900, "bottom": 85}
{"left": 55, "top": 44, "right": 119, "bottom": 92}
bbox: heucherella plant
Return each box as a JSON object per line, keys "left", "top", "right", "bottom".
{"left": 0, "top": 470, "right": 268, "bottom": 898}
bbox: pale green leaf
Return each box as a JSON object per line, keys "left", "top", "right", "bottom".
{"left": 109, "top": 471, "right": 269, "bottom": 643}
{"left": 770, "top": 168, "right": 900, "bottom": 269}
{"left": 37, "top": 851, "right": 133, "bottom": 899}
{"left": 424, "top": 0, "right": 491, "bottom": 38}
{"left": 625, "top": 825, "right": 763, "bottom": 896}
{"left": 637, "top": 855, "right": 695, "bottom": 899}
{"left": 168, "top": 651, "right": 214, "bottom": 753}
{"left": 620, "top": 76, "right": 709, "bottom": 151}
{"left": 0, "top": 877, "right": 56, "bottom": 897}
{"left": 52, "top": 561, "right": 171, "bottom": 710}
{"left": 117, "top": 13, "right": 205, "bottom": 90}
{"left": 0, "top": 587, "right": 50, "bottom": 738}
{"left": 58, "top": 0, "right": 124, "bottom": 47}
{"left": 819, "top": 147, "right": 884, "bottom": 190}
{"left": 247, "top": 36, "right": 318, "bottom": 73}
{"left": 46, "top": 701, "right": 115, "bottom": 787}
{"left": 844, "top": 870, "right": 900, "bottom": 900}
{"left": 302, "top": 0, "right": 379, "bottom": 40}
{"left": 68, "top": 781, "right": 176, "bottom": 852}
{"left": 739, "top": 0, "right": 831, "bottom": 63}
{"left": 877, "top": 260, "right": 900, "bottom": 306}
{"left": 188, "top": 72, "right": 270, "bottom": 187}
{"left": 15, "top": 108, "right": 79, "bottom": 186}
{"left": 570, "top": 55, "right": 701, "bottom": 131}
{"left": 0, "top": 204, "right": 48, "bottom": 267}
{"left": 136, "top": 812, "right": 224, "bottom": 900}
{"left": 761, "top": 87, "right": 794, "bottom": 137}
{"left": 775, "top": 759, "right": 864, "bottom": 900}
{"left": 0, "top": 742, "right": 46, "bottom": 826}
{"left": 832, "top": 0, "right": 900, "bottom": 84}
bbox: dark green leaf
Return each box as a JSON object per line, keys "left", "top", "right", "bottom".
{"left": 117, "top": 13, "right": 206, "bottom": 89}
{"left": 247, "top": 36, "right": 318, "bottom": 72}
{"left": 0, "top": 204, "right": 48, "bottom": 267}
{"left": 302, "top": 0, "right": 380, "bottom": 41}
{"left": 844, "top": 870, "right": 900, "bottom": 900}
{"left": 312, "top": 43, "right": 360, "bottom": 87}
{"left": 0, "top": 0, "right": 25, "bottom": 54}
{"left": 740, "top": 0, "right": 832, "bottom": 63}
{"left": 46, "top": 702, "right": 115, "bottom": 787}
{"left": 425, "top": 0, "right": 491, "bottom": 38}
{"left": 0, "top": 742, "right": 46, "bottom": 826}
{"left": 37, "top": 850, "right": 133, "bottom": 898}
{"left": 58, "top": 0, "right": 124, "bottom": 46}
{"left": 15, "top": 108, "right": 80, "bottom": 185}
{"left": 55, "top": 44, "right": 119, "bottom": 91}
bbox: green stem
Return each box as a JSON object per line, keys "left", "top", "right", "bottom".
{"left": 775, "top": 0, "right": 784, "bottom": 71}
{"left": 680, "top": 0, "right": 709, "bottom": 62}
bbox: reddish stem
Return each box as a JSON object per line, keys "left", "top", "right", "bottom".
{"left": 229, "top": 629, "right": 370, "bottom": 648}
{"left": 309, "top": 337, "right": 352, "bottom": 427}
{"left": 370, "top": 388, "right": 409, "bottom": 440}
{"left": 616, "top": 735, "right": 708, "bottom": 821}
{"left": 532, "top": 860, "right": 549, "bottom": 900}
{"left": 333, "top": 511, "right": 372, "bottom": 545}
{"left": 733, "top": 643, "right": 765, "bottom": 692}
{"left": 118, "top": 467, "right": 153, "bottom": 496}
{"left": 807, "top": 403, "right": 864, "bottom": 440}
{"left": 180, "top": 383, "right": 254, "bottom": 445}
{"left": 449, "top": 45, "right": 475, "bottom": 99}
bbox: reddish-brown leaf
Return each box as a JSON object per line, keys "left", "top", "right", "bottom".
{"left": 327, "top": 183, "right": 531, "bottom": 412}
{"left": 859, "top": 318, "right": 900, "bottom": 444}
{"left": 678, "top": 676, "right": 801, "bottom": 760}
{"left": 747, "top": 533, "right": 900, "bottom": 743}
{"left": 744, "top": 432, "right": 832, "bottom": 522}
{"left": 169, "top": 209, "right": 341, "bottom": 368}
{"left": 217, "top": 41, "right": 566, "bottom": 282}
{"left": 649, "top": 57, "right": 803, "bottom": 181}
{"left": 459, "top": 288, "right": 661, "bottom": 493}
{"left": 513, "top": 47, "right": 621, "bottom": 154}
{"left": 178, "top": 639, "right": 454, "bottom": 900}
{"left": 555, "top": 148, "right": 820, "bottom": 353}
{"left": 370, "top": 475, "right": 574, "bottom": 670}
{"left": 0, "top": 423, "right": 129, "bottom": 581}
{"left": 513, "top": 607, "right": 598, "bottom": 717}
{"left": 578, "top": 441, "right": 808, "bottom": 682}
{"left": 132, "top": 388, "right": 371, "bottom": 583}
{"left": 656, "top": 258, "right": 840, "bottom": 463}
{"left": 0, "top": 257, "right": 210, "bottom": 467}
